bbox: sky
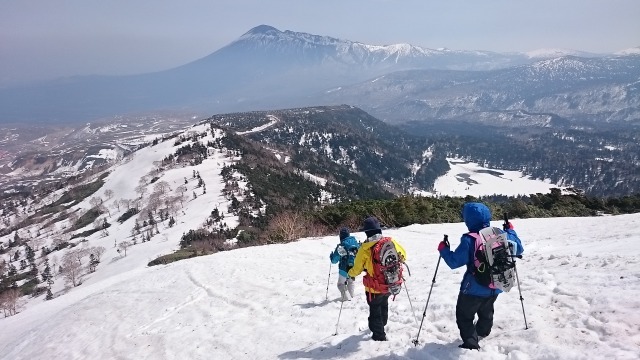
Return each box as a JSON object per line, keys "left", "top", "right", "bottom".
{"left": 0, "top": 0, "right": 639, "bottom": 87}
{"left": 1, "top": 117, "right": 639, "bottom": 359}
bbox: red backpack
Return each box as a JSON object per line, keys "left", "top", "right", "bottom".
{"left": 363, "top": 237, "right": 404, "bottom": 297}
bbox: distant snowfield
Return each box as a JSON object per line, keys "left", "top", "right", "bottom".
{"left": 419, "top": 158, "right": 562, "bottom": 197}
{"left": 1, "top": 214, "right": 639, "bottom": 360}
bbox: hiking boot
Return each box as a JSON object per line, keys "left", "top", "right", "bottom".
{"left": 372, "top": 335, "right": 387, "bottom": 341}
{"left": 458, "top": 342, "right": 480, "bottom": 350}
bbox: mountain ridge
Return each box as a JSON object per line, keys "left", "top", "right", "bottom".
{"left": 1, "top": 25, "right": 636, "bottom": 124}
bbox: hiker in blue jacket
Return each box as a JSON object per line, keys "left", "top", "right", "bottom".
{"left": 438, "top": 202, "right": 524, "bottom": 350}
{"left": 329, "top": 227, "right": 360, "bottom": 302}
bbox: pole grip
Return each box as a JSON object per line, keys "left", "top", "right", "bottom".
{"left": 443, "top": 234, "right": 449, "bottom": 247}
{"left": 503, "top": 212, "right": 509, "bottom": 231}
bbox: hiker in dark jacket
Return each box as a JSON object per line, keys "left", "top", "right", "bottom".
{"left": 329, "top": 227, "right": 359, "bottom": 301}
{"left": 438, "top": 202, "right": 524, "bottom": 350}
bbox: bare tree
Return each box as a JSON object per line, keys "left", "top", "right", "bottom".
{"left": 50, "top": 254, "right": 59, "bottom": 279}
{"left": 118, "top": 241, "right": 132, "bottom": 256}
{"left": 135, "top": 184, "right": 148, "bottom": 199}
{"left": 0, "top": 288, "right": 22, "bottom": 317}
{"left": 52, "top": 234, "right": 69, "bottom": 251}
{"left": 131, "top": 198, "right": 141, "bottom": 211}
{"left": 104, "top": 189, "right": 114, "bottom": 200}
{"left": 90, "top": 246, "right": 106, "bottom": 263}
{"left": 267, "top": 211, "right": 308, "bottom": 243}
{"left": 93, "top": 218, "right": 104, "bottom": 233}
{"left": 165, "top": 196, "right": 180, "bottom": 216}
{"left": 30, "top": 238, "right": 45, "bottom": 252}
{"left": 147, "top": 193, "right": 163, "bottom": 214}
{"left": 89, "top": 196, "right": 103, "bottom": 209}
{"left": 175, "top": 185, "right": 187, "bottom": 196}
{"left": 67, "top": 211, "right": 80, "bottom": 228}
{"left": 69, "top": 248, "right": 90, "bottom": 265}
{"left": 119, "top": 198, "right": 132, "bottom": 210}
{"left": 60, "top": 253, "right": 83, "bottom": 287}
{"left": 153, "top": 180, "right": 171, "bottom": 195}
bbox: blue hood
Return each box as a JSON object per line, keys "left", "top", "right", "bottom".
{"left": 462, "top": 202, "right": 491, "bottom": 232}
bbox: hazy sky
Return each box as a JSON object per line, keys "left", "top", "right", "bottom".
{"left": 1, "top": 0, "right": 639, "bottom": 87}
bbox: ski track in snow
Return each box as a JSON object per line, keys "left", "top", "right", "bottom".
{"left": 1, "top": 215, "right": 639, "bottom": 359}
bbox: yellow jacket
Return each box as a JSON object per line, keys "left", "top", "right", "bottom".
{"left": 347, "top": 236, "right": 407, "bottom": 294}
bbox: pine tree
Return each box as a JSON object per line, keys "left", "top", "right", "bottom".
{"left": 25, "top": 245, "right": 35, "bottom": 262}
{"left": 42, "top": 258, "right": 53, "bottom": 286}
{"left": 8, "top": 264, "right": 17, "bottom": 276}
{"left": 45, "top": 287, "right": 53, "bottom": 300}
{"left": 29, "top": 259, "right": 38, "bottom": 278}
{"left": 89, "top": 254, "right": 99, "bottom": 273}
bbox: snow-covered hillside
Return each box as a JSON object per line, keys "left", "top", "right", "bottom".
{"left": 1, "top": 213, "right": 639, "bottom": 359}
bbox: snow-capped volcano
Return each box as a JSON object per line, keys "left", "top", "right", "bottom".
{"left": 225, "top": 25, "right": 524, "bottom": 69}
{"left": 0, "top": 24, "right": 636, "bottom": 124}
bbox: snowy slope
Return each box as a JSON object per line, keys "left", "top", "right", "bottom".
{"left": 1, "top": 214, "right": 639, "bottom": 359}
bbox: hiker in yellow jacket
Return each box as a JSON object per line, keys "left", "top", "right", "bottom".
{"left": 348, "top": 216, "right": 407, "bottom": 341}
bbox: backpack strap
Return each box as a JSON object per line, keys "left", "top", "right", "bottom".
{"left": 464, "top": 233, "right": 480, "bottom": 269}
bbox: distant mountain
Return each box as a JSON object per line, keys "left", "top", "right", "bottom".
{"left": 0, "top": 25, "right": 637, "bottom": 128}
{"left": 321, "top": 55, "right": 640, "bottom": 126}
{"left": 0, "top": 25, "right": 589, "bottom": 124}
{"left": 524, "top": 48, "right": 600, "bottom": 59}
{"left": 615, "top": 46, "right": 640, "bottom": 55}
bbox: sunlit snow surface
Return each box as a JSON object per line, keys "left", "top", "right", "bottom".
{"left": 1, "top": 214, "right": 639, "bottom": 359}
{"left": 417, "top": 158, "right": 562, "bottom": 197}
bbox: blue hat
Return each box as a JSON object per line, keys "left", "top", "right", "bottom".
{"left": 339, "top": 227, "right": 350, "bottom": 240}
{"left": 360, "top": 216, "right": 381, "bottom": 232}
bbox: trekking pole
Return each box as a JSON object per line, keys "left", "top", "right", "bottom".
{"left": 412, "top": 234, "right": 448, "bottom": 346}
{"left": 503, "top": 213, "right": 529, "bottom": 330}
{"left": 325, "top": 262, "right": 332, "bottom": 301}
{"left": 333, "top": 281, "right": 347, "bottom": 335}
{"left": 513, "top": 264, "right": 529, "bottom": 329}
{"left": 403, "top": 278, "right": 419, "bottom": 327}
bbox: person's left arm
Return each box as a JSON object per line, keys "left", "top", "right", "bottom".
{"left": 505, "top": 229, "right": 524, "bottom": 256}
{"left": 347, "top": 247, "right": 366, "bottom": 278}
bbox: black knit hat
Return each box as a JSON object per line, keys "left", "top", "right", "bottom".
{"left": 360, "top": 216, "right": 382, "bottom": 238}
{"left": 339, "top": 227, "right": 350, "bottom": 240}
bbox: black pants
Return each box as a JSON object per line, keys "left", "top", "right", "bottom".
{"left": 456, "top": 293, "right": 498, "bottom": 347}
{"left": 366, "top": 292, "right": 390, "bottom": 340}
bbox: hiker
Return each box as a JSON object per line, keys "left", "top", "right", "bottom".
{"left": 438, "top": 202, "right": 524, "bottom": 350}
{"left": 329, "top": 227, "right": 360, "bottom": 301}
{"left": 348, "top": 216, "right": 406, "bottom": 341}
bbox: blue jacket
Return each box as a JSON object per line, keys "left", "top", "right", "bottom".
{"left": 440, "top": 202, "right": 524, "bottom": 297}
{"left": 330, "top": 235, "right": 360, "bottom": 278}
